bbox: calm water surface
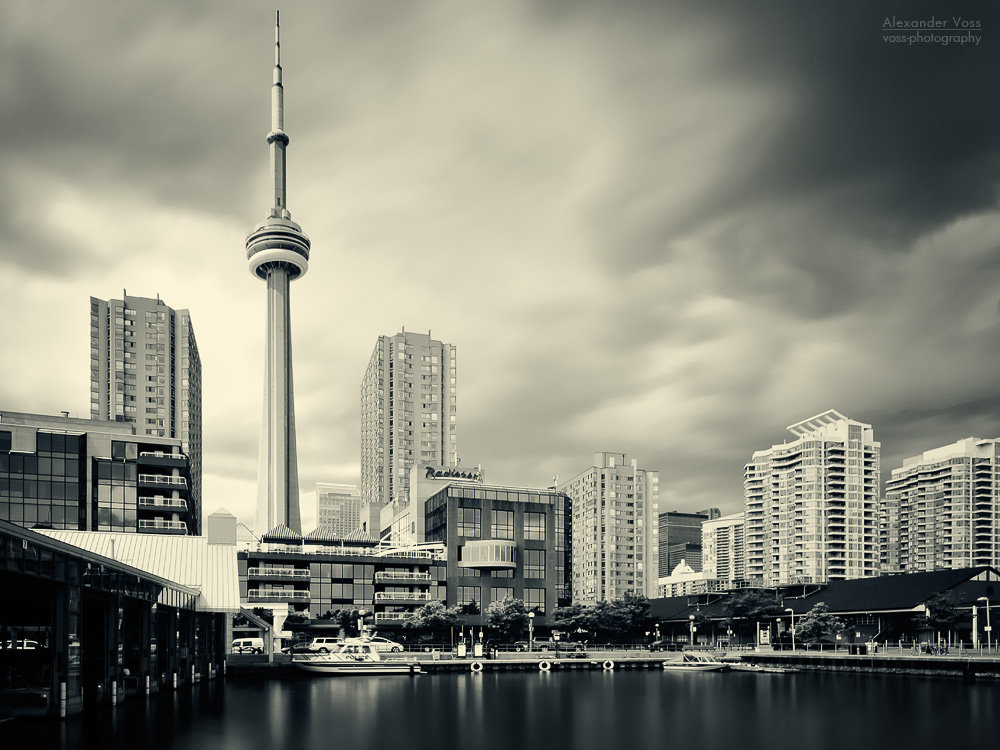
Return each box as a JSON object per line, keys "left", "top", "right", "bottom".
{"left": 3, "top": 671, "right": 998, "bottom": 750}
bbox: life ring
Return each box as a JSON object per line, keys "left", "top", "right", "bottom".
{"left": 470, "top": 661, "right": 484, "bottom": 673}
{"left": 538, "top": 660, "right": 551, "bottom": 671}
{"left": 602, "top": 659, "right": 615, "bottom": 670}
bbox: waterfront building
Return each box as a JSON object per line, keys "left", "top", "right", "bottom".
{"left": 237, "top": 529, "right": 447, "bottom": 635}
{"left": 657, "top": 508, "right": 720, "bottom": 576}
{"left": 361, "top": 329, "right": 458, "bottom": 510}
{"left": 89, "top": 293, "right": 202, "bottom": 525}
{"left": 0, "top": 519, "right": 235, "bottom": 717}
{"left": 380, "top": 462, "right": 485, "bottom": 544}
{"left": 702, "top": 511, "right": 747, "bottom": 582}
{"left": 423, "top": 481, "right": 572, "bottom": 625}
{"left": 650, "top": 566, "right": 1000, "bottom": 648}
{"left": 1, "top": 410, "right": 198, "bottom": 534}
{"left": 246, "top": 13, "right": 311, "bottom": 537}
{"left": 883, "top": 437, "right": 1000, "bottom": 573}
{"left": 316, "top": 483, "right": 363, "bottom": 537}
{"left": 558, "top": 452, "right": 659, "bottom": 603}
{"left": 744, "top": 410, "right": 880, "bottom": 586}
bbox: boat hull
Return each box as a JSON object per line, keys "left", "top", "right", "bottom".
{"left": 661, "top": 663, "right": 729, "bottom": 672}
{"left": 294, "top": 659, "right": 421, "bottom": 675}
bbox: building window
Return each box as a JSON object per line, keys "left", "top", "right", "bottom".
{"left": 492, "top": 586, "right": 514, "bottom": 604}
{"left": 491, "top": 510, "right": 514, "bottom": 540}
{"left": 457, "top": 586, "right": 481, "bottom": 611}
{"left": 524, "top": 549, "right": 545, "bottom": 578}
{"left": 458, "top": 507, "right": 481, "bottom": 537}
{"left": 524, "top": 588, "right": 545, "bottom": 614}
{"left": 524, "top": 512, "right": 546, "bottom": 541}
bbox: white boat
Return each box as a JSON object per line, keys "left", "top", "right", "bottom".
{"left": 293, "top": 641, "right": 422, "bottom": 675}
{"left": 661, "top": 652, "right": 730, "bottom": 672}
{"left": 730, "top": 663, "right": 800, "bottom": 674}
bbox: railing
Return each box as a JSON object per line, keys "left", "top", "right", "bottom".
{"left": 139, "top": 450, "right": 187, "bottom": 460}
{"left": 138, "top": 497, "right": 188, "bottom": 510}
{"left": 374, "top": 612, "right": 412, "bottom": 622}
{"left": 375, "top": 592, "right": 431, "bottom": 601}
{"left": 138, "top": 474, "right": 188, "bottom": 487}
{"left": 374, "top": 572, "right": 432, "bottom": 582}
{"left": 138, "top": 519, "right": 187, "bottom": 532}
{"left": 248, "top": 567, "right": 310, "bottom": 579}
{"left": 299, "top": 544, "right": 446, "bottom": 560}
{"left": 247, "top": 590, "right": 310, "bottom": 602}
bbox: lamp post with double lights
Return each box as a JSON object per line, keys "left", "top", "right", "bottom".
{"left": 689, "top": 614, "right": 696, "bottom": 646}
{"left": 528, "top": 611, "right": 535, "bottom": 652}
{"left": 785, "top": 608, "right": 795, "bottom": 651}
{"left": 978, "top": 596, "right": 992, "bottom": 652}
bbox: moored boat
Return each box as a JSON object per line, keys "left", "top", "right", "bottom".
{"left": 661, "top": 652, "right": 730, "bottom": 672}
{"left": 293, "top": 641, "right": 422, "bottom": 675}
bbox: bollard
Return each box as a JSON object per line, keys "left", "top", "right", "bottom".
{"left": 111, "top": 680, "right": 117, "bottom": 705}
{"left": 172, "top": 671, "right": 178, "bottom": 690}
{"left": 59, "top": 681, "right": 67, "bottom": 719}
{"left": 145, "top": 674, "right": 151, "bottom": 697}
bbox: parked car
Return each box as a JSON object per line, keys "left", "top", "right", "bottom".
{"left": 513, "top": 639, "right": 584, "bottom": 652}
{"left": 308, "top": 637, "right": 343, "bottom": 653}
{"left": 2, "top": 639, "right": 40, "bottom": 650}
{"left": 362, "top": 636, "right": 404, "bottom": 653}
{"left": 232, "top": 638, "right": 264, "bottom": 654}
{"left": 648, "top": 640, "right": 682, "bottom": 652}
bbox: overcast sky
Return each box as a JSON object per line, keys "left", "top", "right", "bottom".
{"left": 2, "top": 0, "right": 1000, "bottom": 532}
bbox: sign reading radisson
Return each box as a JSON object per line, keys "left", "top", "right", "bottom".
{"left": 425, "top": 465, "right": 483, "bottom": 482}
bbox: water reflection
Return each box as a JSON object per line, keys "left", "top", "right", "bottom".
{"left": 2, "top": 671, "right": 998, "bottom": 750}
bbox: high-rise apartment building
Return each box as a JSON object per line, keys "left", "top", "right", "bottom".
{"left": 883, "top": 437, "right": 1000, "bottom": 573}
{"left": 702, "top": 511, "right": 746, "bottom": 582}
{"left": 558, "top": 452, "right": 659, "bottom": 603}
{"left": 315, "top": 482, "right": 362, "bottom": 537}
{"left": 89, "top": 294, "right": 202, "bottom": 524}
{"left": 657, "top": 508, "right": 720, "bottom": 576}
{"left": 361, "top": 330, "right": 457, "bottom": 509}
{"left": 744, "top": 410, "right": 880, "bottom": 586}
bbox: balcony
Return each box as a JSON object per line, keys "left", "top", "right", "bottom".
{"left": 375, "top": 592, "right": 432, "bottom": 602}
{"left": 138, "top": 474, "right": 188, "bottom": 488}
{"left": 458, "top": 540, "right": 516, "bottom": 570}
{"left": 374, "top": 612, "right": 412, "bottom": 623}
{"left": 247, "top": 590, "right": 310, "bottom": 602}
{"left": 374, "top": 571, "right": 432, "bottom": 583}
{"left": 138, "top": 496, "right": 188, "bottom": 511}
{"left": 138, "top": 451, "right": 188, "bottom": 469}
{"left": 138, "top": 519, "right": 187, "bottom": 534}
{"left": 248, "top": 567, "right": 310, "bottom": 579}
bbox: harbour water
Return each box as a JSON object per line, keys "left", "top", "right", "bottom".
{"left": 3, "top": 670, "right": 998, "bottom": 749}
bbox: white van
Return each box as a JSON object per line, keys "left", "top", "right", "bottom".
{"left": 232, "top": 637, "right": 264, "bottom": 654}
{"left": 307, "top": 637, "right": 342, "bottom": 653}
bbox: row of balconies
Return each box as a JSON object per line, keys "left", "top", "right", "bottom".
{"left": 138, "top": 496, "right": 188, "bottom": 511}
{"left": 138, "top": 474, "right": 188, "bottom": 487}
{"left": 247, "top": 567, "right": 310, "bottom": 579}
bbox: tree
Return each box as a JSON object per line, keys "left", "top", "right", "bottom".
{"left": 251, "top": 607, "right": 274, "bottom": 625}
{"left": 796, "top": 603, "right": 844, "bottom": 643}
{"left": 722, "top": 589, "right": 783, "bottom": 638}
{"left": 921, "top": 593, "right": 963, "bottom": 635}
{"left": 404, "top": 602, "right": 464, "bottom": 638}
{"left": 485, "top": 597, "right": 529, "bottom": 641}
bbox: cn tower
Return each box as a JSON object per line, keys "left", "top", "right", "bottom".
{"left": 247, "top": 11, "right": 309, "bottom": 536}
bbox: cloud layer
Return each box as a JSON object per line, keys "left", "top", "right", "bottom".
{"left": 2, "top": 0, "right": 1000, "bottom": 529}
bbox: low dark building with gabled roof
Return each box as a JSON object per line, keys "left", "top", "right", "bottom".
{"left": 650, "top": 567, "right": 999, "bottom": 647}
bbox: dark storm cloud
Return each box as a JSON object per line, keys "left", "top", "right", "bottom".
{"left": 577, "top": 1, "right": 1000, "bottom": 312}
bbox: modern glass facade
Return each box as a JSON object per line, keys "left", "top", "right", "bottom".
{"left": 424, "top": 482, "right": 571, "bottom": 623}
{"left": 0, "top": 412, "right": 196, "bottom": 535}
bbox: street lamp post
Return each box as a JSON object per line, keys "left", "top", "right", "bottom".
{"left": 978, "top": 596, "right": 992, "bottom": 652}
{"left": 785, "top": 608, "right": 795, "bottom": 651}
{"left": 689, "top": 614, "right": 696, "bottom": 646}
{"left": 357, "top": 610, "right": 367, "bottom": 638}
{"left": 528, "top": 612, "right": 535, "bottom": 652}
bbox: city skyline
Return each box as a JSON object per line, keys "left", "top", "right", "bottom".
{"left": 2, "top": 1, "right": 1000, "bottom": 532}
